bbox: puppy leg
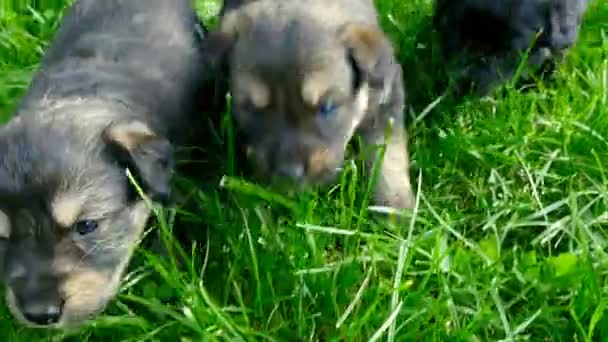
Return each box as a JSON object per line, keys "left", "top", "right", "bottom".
{"left": 357, "top": 63, "right": 415, "bottom": 210}
{"left": 360, "top": 116, "right": 415, "bottom": 210}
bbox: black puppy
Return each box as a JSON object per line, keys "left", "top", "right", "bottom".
{"left": 0, "top": 0, "right": 211, "bottom": 328}
{"left": 435, "top": 0, "right": 589, "bottom": 94}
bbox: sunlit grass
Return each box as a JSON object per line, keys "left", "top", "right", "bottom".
{"left": 0, "top": 0, "right": 607, "bottom": 340}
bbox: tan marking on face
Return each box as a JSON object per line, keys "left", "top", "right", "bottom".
{"left": 59, "top": 267, "right": 113, "bottom": 325}
{"left": 301, "top": 73, "right": 332, "bottom": 107}
{"left": 106, "top": 120, "right": 156, "bottom": 151}
{"left": 339, "top": 24, "right": 388, "bottom": 72}
{"left": 308, "top": 148, "right": 334, "bottom": 175}
{"left": 51, "top": 254, "right": 78, "bottom": 275}
{"left": 9, "top": 201, "right": 153, "bottom": 327}
{"left": 58, "top": 201, "right": 152, "bottom": 325}
{"left": 61, "top": 268, "right": 110, "bottom": 301}
{"left": 51, "top": 193, "right": 85, "bottom": 227}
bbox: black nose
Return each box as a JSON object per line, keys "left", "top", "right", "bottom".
{"left": 22, "top": 303, "right": 63, "bottom": 326}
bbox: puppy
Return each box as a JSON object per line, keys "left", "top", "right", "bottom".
{"left": 205, "top": 0, "right": 415, "bottom": 209}
{"left": 435, "top": 0, "right": 589, "bottom": 94}
{"left": 0, "top": 0, "right": 209, "bottom": 327}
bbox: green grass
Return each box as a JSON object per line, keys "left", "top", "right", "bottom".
{"left": 1, "top": 0, "right": 608, "bottom": 340}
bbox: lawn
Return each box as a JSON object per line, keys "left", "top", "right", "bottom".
{"left": 1, "top": 0, "right": 607, "bottom": 341}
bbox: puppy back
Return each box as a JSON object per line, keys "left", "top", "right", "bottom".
{"left": 16, "top": 0, "right": 209, "bottom": 141}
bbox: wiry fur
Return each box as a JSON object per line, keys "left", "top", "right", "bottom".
{"left": 0, "top": 0, "right": 210, "bottom": 328}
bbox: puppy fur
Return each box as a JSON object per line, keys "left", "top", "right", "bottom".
{"left": 0, "top": 0, "right": 209, "bottom": 328}
{"left": 205, "top": 0, "right": 415, "bottom": 209}
{"left": 435, "top": 0, "right": 589, "bottom": 94}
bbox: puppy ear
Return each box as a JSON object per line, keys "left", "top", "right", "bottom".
{"left": 102, "top": 120, "right": 174, "bottom": 204}
{"left": 201, "top": 8, "right": 252, "bottom": 70}
{"left": 340, "top": 24, "right": 395, "bottom": 88}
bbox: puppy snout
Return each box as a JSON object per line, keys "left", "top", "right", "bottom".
{"left": 19, "top": 296, "right": 65, "bottom": 326}
{"left": 6, "top": 260, "right": 67, "bottom": 326}
{"left": 22, "top": 301, "right": 64, "bottom": 326}
{"left": 272, "top": 142, "right": 313, "bottom": 183}
{"left": 247, "top": 137, "right": 341, "bottom": 184}
{"left": 274, "top": 146, "right": 339, "bottom": 184}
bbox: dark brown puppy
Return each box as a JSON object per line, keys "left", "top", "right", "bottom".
{"left": 0, "top": 0, "right": 210, "bottom": 328}
{"left": 206, "top": 0, "right": 415, "bottom": 209}
{"left": 435, "top": 0, "right": 589, "bottom": 94}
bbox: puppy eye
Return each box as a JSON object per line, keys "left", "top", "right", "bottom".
{"left": 317, "top": 101, "right": 339, "bottom": 118}
{"left": 74, "top": 220, "right": 99, "bottom": 235}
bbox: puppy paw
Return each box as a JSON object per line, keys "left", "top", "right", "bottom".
{"left": 371, "top": 134, "right": 415, "bottom": 211}
{"left": 374, "top": 176, "right": 415, "bottom": 210}
{"left": 361, "top": 115, "right": 414, "bottom": 211}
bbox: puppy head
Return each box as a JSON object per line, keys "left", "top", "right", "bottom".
{"left": 512, "top": 0, "right": 588, "bottom": 59}
{"left": 206, "top": 8, "right": 394, "bottom": 186}
{"left": 0, "top": 110, "right": 173, "bottom": 328}
{"left": 436, "top": 0, "right": 588, "bottom": 94}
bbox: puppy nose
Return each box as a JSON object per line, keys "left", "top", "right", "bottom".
{"left": 277, "top": 163, "right": 305, "bottom": 181}
{"left": 22, "top": 302, "right": 63, "bottom": 326}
